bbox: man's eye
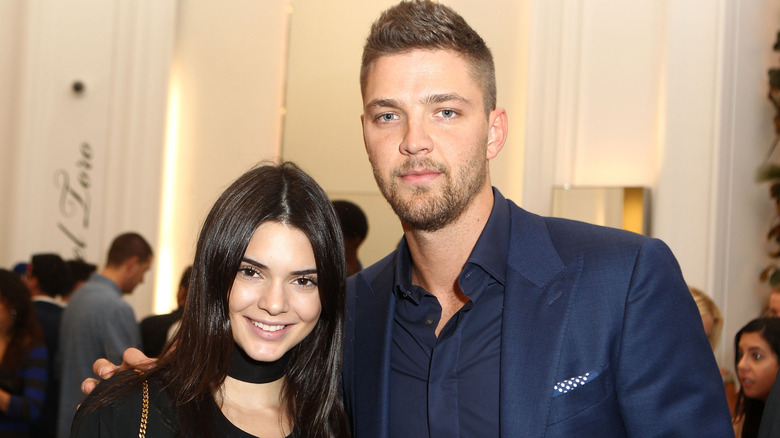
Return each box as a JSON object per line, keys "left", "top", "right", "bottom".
{"left": 377, "top": 113, "right": 396, "bottom": 122}
{"left": 440, "top": 109, "right": 455, "bottom": 118}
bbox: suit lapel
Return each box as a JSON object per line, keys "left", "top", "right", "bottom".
{"left": 500, "top": 201, "right": 583, "bottom": 436}
{"left": 352, "top": 262, "right": 396, "bottom": 438}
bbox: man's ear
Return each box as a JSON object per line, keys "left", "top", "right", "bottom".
{"left": 123, "top": 256, "right": 140, "bottom": 272}
{"left": 486, "top": 108, "right": 508, "bottom": 160}
{"left": 360, "top": 114, "right": 369, "bottom": 152}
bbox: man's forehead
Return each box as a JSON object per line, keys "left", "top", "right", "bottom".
{"left": 362, "top": 50, "right": 481, "bottom": 103}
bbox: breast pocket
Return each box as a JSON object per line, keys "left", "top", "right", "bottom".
{"left": 547, "top": 366, "right": 613, "bottom": 425}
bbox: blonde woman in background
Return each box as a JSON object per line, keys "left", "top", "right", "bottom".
{"left": 690, "top": 286, "right": 738, "bottom": 415}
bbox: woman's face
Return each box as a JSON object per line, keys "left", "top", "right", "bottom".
{"left": 0, "top": 296, "right": 11, "bottom": 334}
{"left": 737, "top": 331, "right": 780, "bottom": 401}
{"left": 228, "top": 221, "right": 322, "bottom": 362}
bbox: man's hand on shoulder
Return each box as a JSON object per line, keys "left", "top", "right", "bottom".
{"left": 80, "top": 348, "right": 158, "bottom": 396}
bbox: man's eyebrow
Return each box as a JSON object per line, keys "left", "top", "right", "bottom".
{"left": 365, "top": 98, "right": 401, "bottom": 109}
{"left": 422, "top": 93, "right": 470, "bottom": 106}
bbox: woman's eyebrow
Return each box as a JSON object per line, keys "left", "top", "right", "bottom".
{"left": 241, "top": 258, "right": 267, "bottom": 270}
{"left": 291, "top": 269, "right": 317, "bottom": 276}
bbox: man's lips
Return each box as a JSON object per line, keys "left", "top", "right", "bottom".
{"left": 399, "top": 168, "right": 441, "bottom": 184}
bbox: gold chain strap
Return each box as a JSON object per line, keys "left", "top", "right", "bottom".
{"left": 139, "top": 379, "right": 149, "bottom": 438}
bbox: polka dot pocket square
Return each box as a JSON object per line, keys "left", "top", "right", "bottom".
{"left": 553, "top": 371, "right": 600, "bottom": 397}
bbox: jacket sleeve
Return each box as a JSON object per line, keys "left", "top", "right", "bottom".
{"left": 615, "top": 238, "right": 733, "bottom": 436}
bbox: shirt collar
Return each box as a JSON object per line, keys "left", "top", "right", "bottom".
{"left": 392, "top": 187, "right": 510, "bottom": 299}
{"left": 466, "top": 187, "right": 509, "bottom": 286}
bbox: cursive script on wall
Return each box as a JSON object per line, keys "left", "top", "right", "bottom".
{"left": 54, "top": 142, "right": 93, "bottom": 259}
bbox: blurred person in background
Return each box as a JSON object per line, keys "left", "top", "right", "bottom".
{"left": 690, "top": 286, "right": 738, "bottom": 414}
{"left": 0, "top": 269, "right": 48, "bottom": 437}
{"left": 24, "top": 254, "right": 70, "bottom": 438}
{"left": 140, "top": 266, "right": 192, "bottom": 357}
{"left": 733, "top": 318, "right": 780, "bottom": 437}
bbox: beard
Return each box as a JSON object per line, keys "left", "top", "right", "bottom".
{"left": 371, "top": 154, "right": 488, "bottom": 232}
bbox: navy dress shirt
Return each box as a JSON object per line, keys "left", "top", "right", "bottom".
{"left": 389, "top": 190, "right": 509, "bottom": 437}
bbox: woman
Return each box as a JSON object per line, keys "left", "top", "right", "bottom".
{"left": 0, "top": 269, "right": 48, "bottom": 437}
{"left": 72, "top": 162, "right": 348, "bottom": 437}
{"left": 733, "top": 318, "right": 780, "bottom": 438}
{"left": 689, "top": 286, "right": 738, "bottom": 414}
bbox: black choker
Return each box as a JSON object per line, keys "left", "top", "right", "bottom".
{"left": 228, "top": 344, "right": 290, "bottom": 384}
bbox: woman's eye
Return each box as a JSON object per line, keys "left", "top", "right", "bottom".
{"left": 293, "top": 276, "right": 318, "bottom": 288}
{"left": 238, "top": 267, "right": 260, "bottom": 278}
{"left": 752, "top": 352, "right": 763, "bottom": 360}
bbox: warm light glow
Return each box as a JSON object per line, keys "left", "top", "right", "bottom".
{"left": 154, "top": 72, "right": 181, "bottom": 314}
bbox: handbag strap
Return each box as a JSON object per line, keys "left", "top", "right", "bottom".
{"left": 139, "top": 379, "right": 149, "bottom": 438}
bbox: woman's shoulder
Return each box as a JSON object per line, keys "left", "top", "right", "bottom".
{"left": 70, "top": 373, "right": 177, "bottom": 438}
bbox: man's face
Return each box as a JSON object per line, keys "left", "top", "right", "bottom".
{"left": 361, "top": 49, "right": 503, "bottom": 232}
{"left": 123, "top": 257, "right": 152, "bottom": 295}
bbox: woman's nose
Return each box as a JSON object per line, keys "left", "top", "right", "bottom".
{"left": 258, "top": 283, "right": 288, "bottom": 315}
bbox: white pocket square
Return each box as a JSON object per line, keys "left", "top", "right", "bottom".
{"left": 553, "top": 371, "right": 600, "bottom": 397}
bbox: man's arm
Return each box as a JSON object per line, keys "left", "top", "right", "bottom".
{"left": 616, "top": 239, "right": 733, "bottom": 436}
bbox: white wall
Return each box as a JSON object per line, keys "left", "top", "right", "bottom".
{"left": 0, "top": 0, "right": 24, "bottom": 260}
{"left": 153, "top": 0, "right": 290, "bottom": 314}
{"left": 1, "top": 0, "right": 176, "bottom": 316}
{"left": 524, "top": 0, "right": 780, "bottom": 367}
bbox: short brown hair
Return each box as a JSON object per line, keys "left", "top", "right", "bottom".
{"left": 360, "top": 0, "right": 497, "bottom": 114}
{"left": 105, "top": 232, "right": 153, "bottom": 267}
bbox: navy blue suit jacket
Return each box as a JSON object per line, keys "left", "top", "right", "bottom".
{"left": 343, "top": 198, "right": 733, "bottom": 437}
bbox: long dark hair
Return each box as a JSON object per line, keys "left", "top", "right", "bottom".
{"left": 733, "top": 317, "right": 780, "bottom": 437}
{"left": 0, "top": 269, "right": 43, "bottom": 371}
{"left": 77, "top": 162, "right": 347, "bottom": 437}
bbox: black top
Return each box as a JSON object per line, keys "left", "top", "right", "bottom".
{"left": 139, "top": 308, "right": 183, "bottom": 357}
{"left": 70, "top": 376, "right": 294, "bottom": 438}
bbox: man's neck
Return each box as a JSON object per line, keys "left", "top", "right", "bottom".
{"left": 100, "top": 267, "right": 123, "bottom": 292}
{"left": 403, "top": 186, "right": 494, "bottom": 333}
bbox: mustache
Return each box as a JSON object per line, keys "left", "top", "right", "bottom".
{"left": 391, "top": 157, "right": 448, "bottom": 178}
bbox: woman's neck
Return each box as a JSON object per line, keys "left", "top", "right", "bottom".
{"left": 213, "top": 344, "right": 293, "bottom": 437}
{"left": 216, "top": 376, "right": 290, "bottom": 438}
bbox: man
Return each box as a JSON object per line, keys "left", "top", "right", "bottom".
{"left": 57, "top": 232, "right": 152, "bottom": 438}
{"left": 139, "top": 265, "right": 191, "bottom": 357}
{"left": 332, "top": 200, "right": 369, "bottom": 276}
{"left": 25, "top": 253, "right": 70, "bottom": 438}
{"left": 84, "top": 1, "right": 732, "bottom": 436}
{"left": 340, "top": 1, "right": 733, "bottom": 436}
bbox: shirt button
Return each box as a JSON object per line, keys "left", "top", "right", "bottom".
{"left": 425, "top": 318, "right": 434, "bottom": 326}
